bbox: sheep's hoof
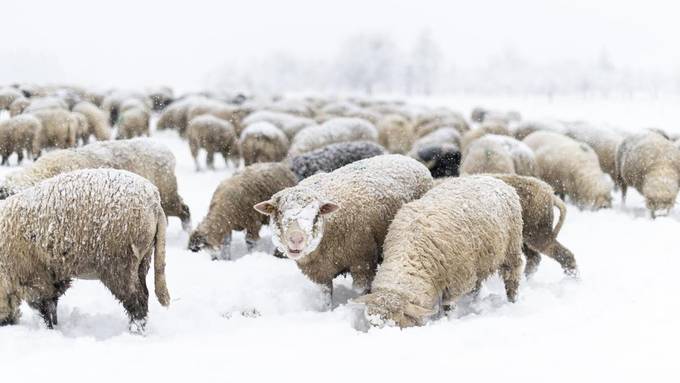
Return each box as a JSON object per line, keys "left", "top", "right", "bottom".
{"left": 129, "top": 318, "right": 147, "bottom": 335}
{"left": 564, "top": 267, "right": 580, "bottom": 279}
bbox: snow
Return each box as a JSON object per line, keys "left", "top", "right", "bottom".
{"left": 1, "top": 97, "right": 679, "bottom": 382}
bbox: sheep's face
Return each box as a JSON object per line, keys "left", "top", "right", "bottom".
{"left": 352, "top": 291, "right": 434, "bottom": 329}
{"left": 254, "top": 189, "right": 339, "bottom": 261}
{"left": 188, "top": 231, "right": 211, "bottom": 252}
{"left": 643, "top": 176, "right": 678, "bottom": 217}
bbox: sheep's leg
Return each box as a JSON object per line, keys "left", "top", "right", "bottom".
{"left": 215, "top": 234, "right": 232, "bottom": 261}
{"left": 542, "top": 241, "right": 578, "bottom": 277}
{"left": 621, "top": 184, "right": 627, "bottom": 205}
{"left": 320, "top": 282, "right": 333, "bottom": 310}
{"left": 15, "top": 151, "right": 23, "bottom": 164}
{"left": 190, "top": 144, "right": 201, "bottom": 171}
{"left": 350, "top": 264, "right": 375, "bottom": 295}
{"left": 245, "top": 228, "right": 260, "bottom": 253}
{"left": 30, "top": 299, "right": 58, "bottom": 329}
{"left": 178, "top": 202, "right": 192, "bottom": 232}
{"left": 523, "top": 244, "right": 542, "bottom": 277}
{"left": 500, "top": 249, "right": 523, "bottom": 303}
{"left": 206, "top": 151, "right": 216, "bottom": 170}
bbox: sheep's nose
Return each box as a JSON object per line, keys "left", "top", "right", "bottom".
{"left": 287, "top": 231, "right": 305, "bottom": 247}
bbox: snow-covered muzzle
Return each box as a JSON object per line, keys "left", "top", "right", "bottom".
{"left": 254, "top": 189, "right": 339, "bottom": 261}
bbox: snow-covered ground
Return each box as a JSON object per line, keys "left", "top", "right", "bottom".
{"left": 1, "top": 97, "right": 679, "bottom": 382}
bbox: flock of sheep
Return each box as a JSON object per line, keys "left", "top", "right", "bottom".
{"left": 0, "top": 84, "right": 677, "bottom": 332}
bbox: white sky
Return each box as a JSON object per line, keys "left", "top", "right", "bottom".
{"left": 1, "top": 0, "right": 678, "bottom": 90}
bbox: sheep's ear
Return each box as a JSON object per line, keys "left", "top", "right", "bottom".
{"left": 403, "top": 303, "right": 435, "bottom": 320}
{"left": 253, "top": 200, "right": 277, "bottom": 216}
{"left": 319, "top": 201, "right": 340, "bottom": 215}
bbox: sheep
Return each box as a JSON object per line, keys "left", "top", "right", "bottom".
{"left": 461, "top": 134, "right": 538, "bottom": 177}
{"left": 186, "top": 114, "right": 238, "bottom": 171}
{"left": 288, "top": 141, "right": 387, "bottom": 180}
{"left": 0, "top": 114, "right": 41, "bottom": 164}
{"left": 615, "top": 132, "right": 680, "bottom": 218}
{"left": 239, "top": 122, "right": 290, "bottom": 166}
{"left": 0, "top": 169, "right": 169, "bottom": 332}
{"left": 414, "top": 110, "right": 469, "bottom": 136}
{"left": 352, "top": 175, "right": 523, "bottom": 328}
{"left": 186, "top": 99, "right": 251, "bottom": 136}
{"left": 408, "top": 127, "right": 462, "bottom": 178}
{"left": 0, "top": 87, "right": 23, "bottom": 110}
{"left": 30, "top": 108, "right": 78, "bottom": 157}
{"left": 188, "top": 162, "right": 298, "bottom": 260}
{"left": 460, "top": 120, "right": 511, "bottom": 152}
{"left": 147, "top": 86, "right": 174, "bottom": 111}
{"left": 562, "top": 121, "right": 624, "bottom": 181}
{"left": 242, "top": 110, "right": 316, "bottom": 140}
{"left": 254, "top": 154, "right": 433, "bottom": 307}
{"left": 288, "top": 117, "right": 378, "bottom": 156}
{"left": 376, "top": 114, "right": 416, "bottom": 154}
{"left": 489, "top": 174, "right": 578, "bottom": 276}
{"left": 100, "top": 90, "right": 146, "bottom": 126}
{"left": 117, "top": 107, "right": 150, "bottom": 139}
{"left": 72, "top": 101, "right": 112, "bottom": 141}
{"left": 513, "top": 119, "right": 564, "bottom": 140}
{"left": 524, "top": 131, "right": 613, "bottom": 209}
{"left": 0, "top": 138, "right": 192, "bottom": 230}
{"left": 71, "top": 111, "right": 90, "bottom": 145}
{"left": 24, "top": 97, "right": 69, "bottom": 113}
{"left": 470, "top": 107, "right": 521, "bottom": 124}
{"left": 8, "top": 97, "right": 30, "bottom": 116}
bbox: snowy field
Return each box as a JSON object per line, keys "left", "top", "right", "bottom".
{"left": 1, "top": 96, "right": 679, "bottom": 382}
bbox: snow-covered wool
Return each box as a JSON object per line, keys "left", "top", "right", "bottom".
{"left": 116, "top": 107, "right": 150, "bottom": 139}
{"left": 461, "top": 134, "right": 538, "bottom": 177}
{"left": 524, "top": 131, "right": 612, "bottom": 210}
{"left": 239, "top": 122, "right": 290, "bottom": 166}
{"left": 0, "top": 138, "right": 191, "bottom": 230}
{"left": 0, "top": 87, "right": 23, "bottom": 110}
{"left": 563, "top": 121, "right": 624, "bottom": 181}
{"left": 461, "top": 120, "right": 511, "bottom": 152}
{"left": 242, "top": 110, "right": 316, "bottom": 139}
{"left": 72, "top": 111, "right": 89, "bottom": 145}
{"left": 376, "top": 114, "right": 416, "bottom": 154}
{"left": 119, "top": 98, "right": 150, "bottom": 114}
{"left": 186, "top": 99, "right": 251, "bottom": 136}
{"left": 489, "top": 174, "right": 577, "bottom": 276}
{"left": 147, "top": 86, "right": 174, "bottom": 111}
{"left": 0, "top": 115, "right": 41, "bottom": 165}
{"left": 353, "top": 175, "right": 523, "bottom": 328}
{"left": 254, "top": 154, "right": 433, "bottom": 306}
{"left": 24, "top": 97, "right": 69, "bottom": 113}
{"left": 512, "top": 119, "right": 565, "bottom": 140}
{"left": 408, "top": 127, "right": 462, "bottom": 178}
{"left": 30, "top": 108, "right": 78, "bottom": 156}
{"left": 156, "top": 96, "right": 206, "bottom": 132}
{"left": 187, "top": 115, "right": 238, "bottom": 171}
{"left": 72, "top": 101, "right": 112, "bottom": 141}
{"left": 8, "top": 97, "right": 30, "bottom": 116}
{"left": 0, "top": 169, "right": 169, "bottom": 332}
{"left": 100, "top": 90, "right": 146, "bottom": 126}
{"left": 288, "top": 141, "right": 386, "bottom": 180}
{"left": 288, "top": 117, "right": 378, "bottom": 156}
{"left": 188, "top": 162, "right": 297, "bottom": 260}
{"left": 615, "top": 132, "right": 680, "bottom": 218}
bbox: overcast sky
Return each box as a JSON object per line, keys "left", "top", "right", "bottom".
{"left": 1, "top": 0, "right": 677, "bottom": 90}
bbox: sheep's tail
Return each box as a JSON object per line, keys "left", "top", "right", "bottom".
{"left": 551, "top": 195, "right": 567, "bottom": 240}
{"left": 154, "top": 206, "right": 171, "bottom": 307}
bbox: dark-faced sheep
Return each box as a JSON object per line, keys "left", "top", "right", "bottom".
{"left": 254, "top": 155, "right": 433, "bottom": 307}
{"left": 353, "top": 176, "right": 523, "bottom": 328}
{"left": 0, "top": 169, "right": 169, "bottom": 333}
{"left": 288, "top": 141, "right": 386, "bottom": 180}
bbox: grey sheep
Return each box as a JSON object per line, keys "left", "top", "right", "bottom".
{"left": 288, "top": 141, "right": 387, "bottom": 180}
{"left": 0, "top": 169, "right": 170, "bottom": 333}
